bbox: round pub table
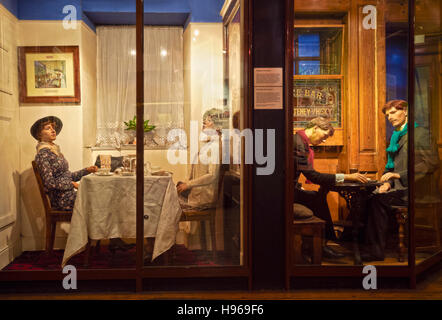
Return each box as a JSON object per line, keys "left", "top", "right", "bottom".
{"left": 328, "top": 181, "right": 383, "bottom": 265}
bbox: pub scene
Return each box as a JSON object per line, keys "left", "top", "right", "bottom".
{"left": 0, "top": 0, "right": 440, "bottom": 292}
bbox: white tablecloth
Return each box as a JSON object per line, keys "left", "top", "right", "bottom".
{"left": 62, "top": 174, "right": 182, "bottom": 267}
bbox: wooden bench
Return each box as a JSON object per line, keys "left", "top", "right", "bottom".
{"left": 292, "top": 216, "right": 325, "bottom": 265}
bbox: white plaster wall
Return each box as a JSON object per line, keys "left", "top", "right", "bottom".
{"left": 184, "top": 23, "right": 224, "bottom": 133}
{"left": 0, "top": 4, "right": 21, "bottom": 269}
{"left": 17, "top": 21, "right": 94, "bottom": 250}
{"left": 11, "top": 20, "right": 224, "bottom": 254}
{"left": 81, "top": 23, "right": 97, "bottom": 166}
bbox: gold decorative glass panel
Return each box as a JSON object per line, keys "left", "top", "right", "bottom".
{"left": 293, "top": 79, "right": 342, "bottom": 128}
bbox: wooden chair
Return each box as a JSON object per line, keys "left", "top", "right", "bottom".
{"left": 180, "top": 168, "right": 227, "bottom": 262}
{"left": 393, "top": 201, "right": 441, "bottom": 262}
{"left": 32, "top": 161, "right": 73, "bottom": 255}
{"left": 32, "top": 161, "right": 99, "bottom": 266}
{"left": 179, "top": 136, "right": 227, "bottom": 262}
{"left": 292, "top": 204, "right": 325, "bottom": 265}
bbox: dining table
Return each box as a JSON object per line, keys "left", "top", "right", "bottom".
{"left": 61, "top": 172, "right": 182, "bottom": 267}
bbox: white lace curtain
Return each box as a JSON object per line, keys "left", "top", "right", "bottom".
{"left": 96, "top": 26, "right": 184, "bottom": 147}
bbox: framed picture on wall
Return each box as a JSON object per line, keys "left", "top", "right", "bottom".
{"left": 18, "top": 46, "right": 81, "bottom": 104}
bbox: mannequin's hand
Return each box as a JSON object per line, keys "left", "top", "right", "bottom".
{"left": 378, "top": 183, "right": 391, "bottom": 193}
{"left": 177, "top": 183, "right": 189, "bottom": 194}
{"left": 344, "top": 173, "right": 368, "bottom": 183}
{"left": 72, "top": 181, "right": 79, "bottom": 189}
{"left": 87, "top": 166, "right": 98, "bottom": 173}
{"left": 380, "top": 172, "right": 400, "bottom": 182}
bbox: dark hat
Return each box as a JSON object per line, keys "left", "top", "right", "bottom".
{"left": 30, "top": 116, "right": 63, "bottom": 140}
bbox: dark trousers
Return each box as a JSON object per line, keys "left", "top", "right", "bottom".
{"left": 365, "top": 190, "right": 407, "bottom": 258}
{"left": 294, "top": 187, "right": 336, "bottom": 241}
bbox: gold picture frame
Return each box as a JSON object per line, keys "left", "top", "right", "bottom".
{"left": 18, "top": 46, "right": 80, "bottom": 103}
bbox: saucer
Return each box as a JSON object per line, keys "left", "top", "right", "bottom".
{"left": 151, "top": 170, "right": 172, "bottom": 176}
{"left": 95, "top": 172, "right": 113, "bottom": 176}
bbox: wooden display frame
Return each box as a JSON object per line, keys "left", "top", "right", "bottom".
{"left": 18, "top": 46, "right": 81, "bottom": 104}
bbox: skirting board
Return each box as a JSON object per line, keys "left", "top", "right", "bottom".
{"left": 0, "top": 237, "right": 21, "bottom": 270}
{"left": 21, "top": 235, "right": 68, "bottom": 251}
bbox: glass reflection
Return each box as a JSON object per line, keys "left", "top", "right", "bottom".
{"left": 414, "top": 0, "right": 442, "bottom": 264}
{"left": 139, "top": 1, "right": 244, "bottom": 268}
{"left": 1, "top": 0, "right": 244, "bottom": 274}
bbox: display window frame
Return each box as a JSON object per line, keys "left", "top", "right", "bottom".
{"left": 286, "top": 0, "right": 442, "bottom": 289}
{"left": 1, "top": 0, "right": 441, "bottom": 293}
{"left": 0, "top": 0, "right": 253, "bottom": 292}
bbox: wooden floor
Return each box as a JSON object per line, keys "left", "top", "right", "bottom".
{"left": 1, "top": 263, "right": 441, "bottom": 300}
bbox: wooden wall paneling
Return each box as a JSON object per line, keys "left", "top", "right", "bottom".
{"left": 338, "top": 14, "right": 349, "bottom": 172}
{"left": 346, "top": 1, "right": 360, "bottom": 171}
{"left": 294, "top": 0, "right": 350, "bottom": 12}
{"left": 385, "top": 0, "right": 408, "bottom": 23}
{"left": 439, "top": 40, "right": 442, "bottom": 194}
{"left": 439, "top": 41, "right": 442, "bottom": 153}
{"left": 415, "top": 0, "right": 441, "bottom": 34}
{"left": 376, "top": 0, "right": 387, "bottom": 178}
{"left": 293, "top": 19, "right": 345, "bottom": 26}
{"left": 358, "top": 3, "right": 377, "bottom": 173}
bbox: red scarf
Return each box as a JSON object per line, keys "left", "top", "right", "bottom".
{"left": 296, "top": 130, "right": 314, "bottom": 184}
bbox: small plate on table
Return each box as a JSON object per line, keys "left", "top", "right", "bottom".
{"left": 151, "top": 170, "right": 172, "bottom": 177}
{"left": 95, "top": 172, "right": 114, "bottom": 176}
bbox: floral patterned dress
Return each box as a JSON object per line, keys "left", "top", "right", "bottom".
{"left": 35, "top": 147, "right": 90, "bottom": 211}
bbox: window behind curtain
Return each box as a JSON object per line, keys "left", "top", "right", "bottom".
{"left": 96, "top": 26, "right": 184, "bottom": 148}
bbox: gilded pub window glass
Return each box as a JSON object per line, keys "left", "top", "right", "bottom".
{"left": 293, "top": 79, "right": 342, "bottom": 128}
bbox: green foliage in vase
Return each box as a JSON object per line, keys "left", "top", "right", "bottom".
{"left": 124, "top": 116, "right": 156, "bottom": 132}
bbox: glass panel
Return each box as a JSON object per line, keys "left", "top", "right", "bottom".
{"left": 298, "top": 34, "right": 320, "bottom": 57}
{"left": 297, "top": 61, "right": 320, "bottom": 75}
{"left": 292, "top": 1, "right": 413, "bottom": 268}
{"left": 2, "top": 0, "right": 245, "bottom": 277}
{"left": 293, "top": 79, "right": 342, "bottom": 128}
{"left": 141, "top": 2, "right": 244, "bottom": 268}
{"left": 294, "top": 27, "right": 342, "bottom": 75}
{"left": 0, "top": 0, "right": 137, "bottom": 272}
{"left": 414, "top": 0, "right": 442, "bottom": 264}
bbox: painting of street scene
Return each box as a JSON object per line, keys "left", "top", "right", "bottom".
{"left": 34, "top": 60, "right": 67, "bottom": 89}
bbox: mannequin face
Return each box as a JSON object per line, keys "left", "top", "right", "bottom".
{"left": 39, "top": 122, "right": 57, "bottom": 143}
{"left": 203, "top": 115, "right": 215, "bottom": 130}
{"left": 385, "top": 106, "right": 407, "bottom": 129}
{"left": 308, "top": 126, "right": 331, "bottom": 146}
